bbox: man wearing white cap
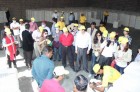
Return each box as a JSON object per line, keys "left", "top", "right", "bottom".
{"left": 75, "top": 25, "right": 91, "bottom": 72}
{"left": 40, "top": 66, "right": 69, "bottom": 92}
{"left": 10, "top": 17, "right": 21, "bottom": 47}
{"left": 52, "top": 10, "right": 58, "bottom": 21}
{"left": 19, "top": 19, "right": 25, "bottom": 41}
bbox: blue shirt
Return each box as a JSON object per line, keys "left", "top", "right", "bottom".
{"left": 32, "top": 55, "right": 54, "bottom": 87}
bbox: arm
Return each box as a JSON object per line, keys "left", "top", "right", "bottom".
{"left": 87, "top": 34, "right": 91, "bottom": 51}
{"left": 2, "top": 38, "right": 14, "bottom": 47}
{"left": 45, "top": 64, "right": 54, "bottom": 79}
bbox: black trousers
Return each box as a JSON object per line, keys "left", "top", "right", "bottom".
{"left": 61, "top": 45, "right": 74, "bottom": 69}
{"left": 23, "top": 50, "right": 33, "bottom": 68}
{"left": 7, "top": 55, "right": 17, "bottom": 68}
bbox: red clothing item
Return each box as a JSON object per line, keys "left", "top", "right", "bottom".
{"left": 40, "top": 79, "right": 65, "bottom": 92}
{"left": 29, "top": 22, "right": 38, "bottom": 32}
{"left": 59, "top": 33, "right": 74, "bottom": 46}
{"left": 5, "top": 36, "right": 16, "bottom": 61}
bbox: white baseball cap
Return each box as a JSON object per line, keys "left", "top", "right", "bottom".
{"left": 53, "top": 66, "right": 69, "bottom": 76}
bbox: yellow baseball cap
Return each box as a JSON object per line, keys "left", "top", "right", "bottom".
{"left": 103, "top": 30, "right": 108, "bottom": 38}
{"left": 78, "top": 25, "right": 86, "bottom": 31}
{"left": 74, "top": 23, "right": 78, "bottom": 27}
{"left": 110, "top": 31, "right": 116, "bottom": 39}
{"left": 5, "top": 28, "right": 11, "bottom": 35}
{"left": 121, "top": 37, "right": 128, "bottom": 44}
{"left": 31, "top": 17, "right": 35, "bottom": 21}
{"left": 63, "top": 27, "right": 68, "bottom": 33}
{"left": 39, "top": 26, "right": 44, "bottom": 33}
{"left": 19, "top": 19, "right": 23, "bottom": 22}
{"left": 93, "top": 64, "right": 101, "bottom": 74}
{"left": 60, "top": 16, "right": 64, "bottom": 19}
{"left": 99, "top": 26, "right": 106, "bottom": 33}
{"left": 118, "top": 36, "right": 124, "bottom": 43}
{"left": 124, "top": 27, "right": 129, "bottom": 32}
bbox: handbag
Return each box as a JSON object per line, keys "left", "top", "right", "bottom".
{"left": 16, "top": 49, "right": 20, "bottom": 56}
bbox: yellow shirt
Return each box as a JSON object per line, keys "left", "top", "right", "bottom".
{"left": 104, "top": 11, "right": 109, "bottom": 16}
{"left": 102, "top": 66, "right": 121, "bottom": 87}
{"left": 80, "top": 16, "right": 86, "bottom": 23}
{"left": 57, "top": 21, "right": 65, "bottom": 30}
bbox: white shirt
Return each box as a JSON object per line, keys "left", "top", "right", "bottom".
{"left": 43, "top": 26, "right": 51, "bottom": 35}
{"left": 75, "top": 31, "right": 91, "bottom": 51}
{"left": 52, "top": 13, "right": 58, "bottom": 19}
{"left": 19, "top": 24, "right": 25, "bottom": 41}
{"left": 32, "top": 30, "right": 41, "bottom": 42}
{"left": 71, "top": 30, "right": 78, "bottom": 46}
{"left": 115, "top": 49, "right": 132, "bottom": 67}
{"left": 101, "top": 40, "right": 117, "bottom": 57}
{"left": 10, "top": 22, "right": 20, "bottom": 35}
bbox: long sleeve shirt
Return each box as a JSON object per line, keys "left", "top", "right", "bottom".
{"left": 32, "top": 55, "right": 54, "bottom": 87}
{"left": 75, "top": 31, "right": 91, "bottom": 51}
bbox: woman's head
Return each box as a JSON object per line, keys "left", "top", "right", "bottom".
{"left": 94, "top": 31, "right": 103, "bottom": 44}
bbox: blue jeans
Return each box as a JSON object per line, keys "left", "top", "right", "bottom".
{"left": 115, "top": 64, "right": 125, "bottom": 74}
{"left": 90, "top": 53, "right": 97, "bottom": 74}
{"left": 53, "top": 47, "right": 61, "bottom": 61}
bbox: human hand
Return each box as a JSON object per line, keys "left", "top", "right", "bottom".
{"left": 75, "top": 50, "right": 78, "bottom": 54}
{"left": 89, "top": 82, "right": 96, "bottom": 89}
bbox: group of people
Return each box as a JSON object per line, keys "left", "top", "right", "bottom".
{"left": 0, "top": 9, "right": 140, "bottom": 92}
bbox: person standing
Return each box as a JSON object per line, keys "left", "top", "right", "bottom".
{"left": 22, "top": 24, "right": 34, "bottom": 69}
{"left": 75, "top": 25, "right": 91, "bottom": 72}
{"left": 2, "top": 28, "right": 17, "bottom": 68}
{"left": 68, "top": 12, "right": 75, "bottom": 25}
{"left": 19, "top": 19, "right": 25, "bottom": 43}
{"left": 32, "top": 46, "right": 54, "bottom": 88}
{"left": 57, "top": 17, "right": 66, "bottom": 31}
{"left": 32, "top": 26, "right": 43, "bottom": 57}
{"left": 123, "top": 27, "right": 132, "bottom": 45}
{"left": 103, "top": 10, "right": 109, "bottom": 25}
{"left": 10, "top": 17, "right": 21, "bottom": 47}
{"left": 79, "top": 13, "right": 86, "bottom": 26}
{"left": 41, "top": 21, "right": 51, "bottom": 36}
{"left": 59, "top": 27, "right": 74, "bottom": 70}
{"left": 52, "top": 10, "right": 58, "bottom": 21}
{"left": 29, "top": 17, "right": 38, "bottom": 33}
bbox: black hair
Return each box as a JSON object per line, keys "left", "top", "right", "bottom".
{"left": 74, "top": 75, "right": 88, "bottom": 91}
{"left": 91, "top": 22, "right": 96, "bottom": 26}
{"left": 25, "top": 23, "right": 30, "bottom": 29}
{"left": 52, "top": 18, "right": 57, "bottom": 23}
{"left": 4, "top": 22, "right": 9, "bottom": 27}
{"left": 94, "top": 31, "right": 103, "bottom": 44}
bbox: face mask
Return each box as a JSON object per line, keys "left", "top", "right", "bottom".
{"left": 42, "top": 24, "right": 46, "bottom": 28}
{"left": 13, "top": 20, "right": 16, "bottom": 23}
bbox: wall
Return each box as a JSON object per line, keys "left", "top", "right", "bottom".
{"left": 89, "top": 0, "right": 140, "bottom": 12}
{"left": 0, "top": 0, "right": 88, "bottom": 19}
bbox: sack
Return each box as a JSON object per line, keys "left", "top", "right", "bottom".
{"left": 111, "top": 59, "right": 116, "bottom": 68}
{"left": 53, "top": 41, "right": 60, "bottom": 48}
{"left": 16, "top": 50, "right": 20, "bottom": 56}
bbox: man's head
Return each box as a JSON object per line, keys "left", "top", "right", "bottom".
{"left": 93, "top": 64, "right": 103, "bottom": 74}
{"left": 4, "top": 23, "right": 9, "bottom": 28}
{"left": 123, "top": 27, "right": 129, "bottom": 35}
{"left": 25, "top": 23, "right": 30, "bottom": 30}
{"left": 73, "top": 23, "right": 78, "bottom": 30}
{"left": 12, "top": 17, "right": 16, "bottom": 23}
{"left": 19, "top": 19, "right": 24, "bottom": 24}
{"left": 41, "top": 21, "right": 47, "bottom": 28}
{"left": 42, "top": 46, "right": 53, "bottom": 58}
{"left": 31, "top": 17, "right": 35, "bottom": 22}
{"left": 79, "top": 25, "right": 86, "bottom": 34}
{"left": 73, "top": 75, "right": 88, "bottom": 92}
{"left": 91, "top": 22, "right": 96, "bottom": 29}
{"left": 53, "top": 66, "right": 69, "bottom": 81}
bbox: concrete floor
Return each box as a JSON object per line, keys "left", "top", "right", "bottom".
{"left": 0, "top": 23, "right": 140, "bottom": 92}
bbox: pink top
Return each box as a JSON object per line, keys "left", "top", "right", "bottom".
{"left": 40, "top": 78, "right": 65, "bottom": 92}
{"left": 29, "top": 22, "right": 38, "bottom": 32}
